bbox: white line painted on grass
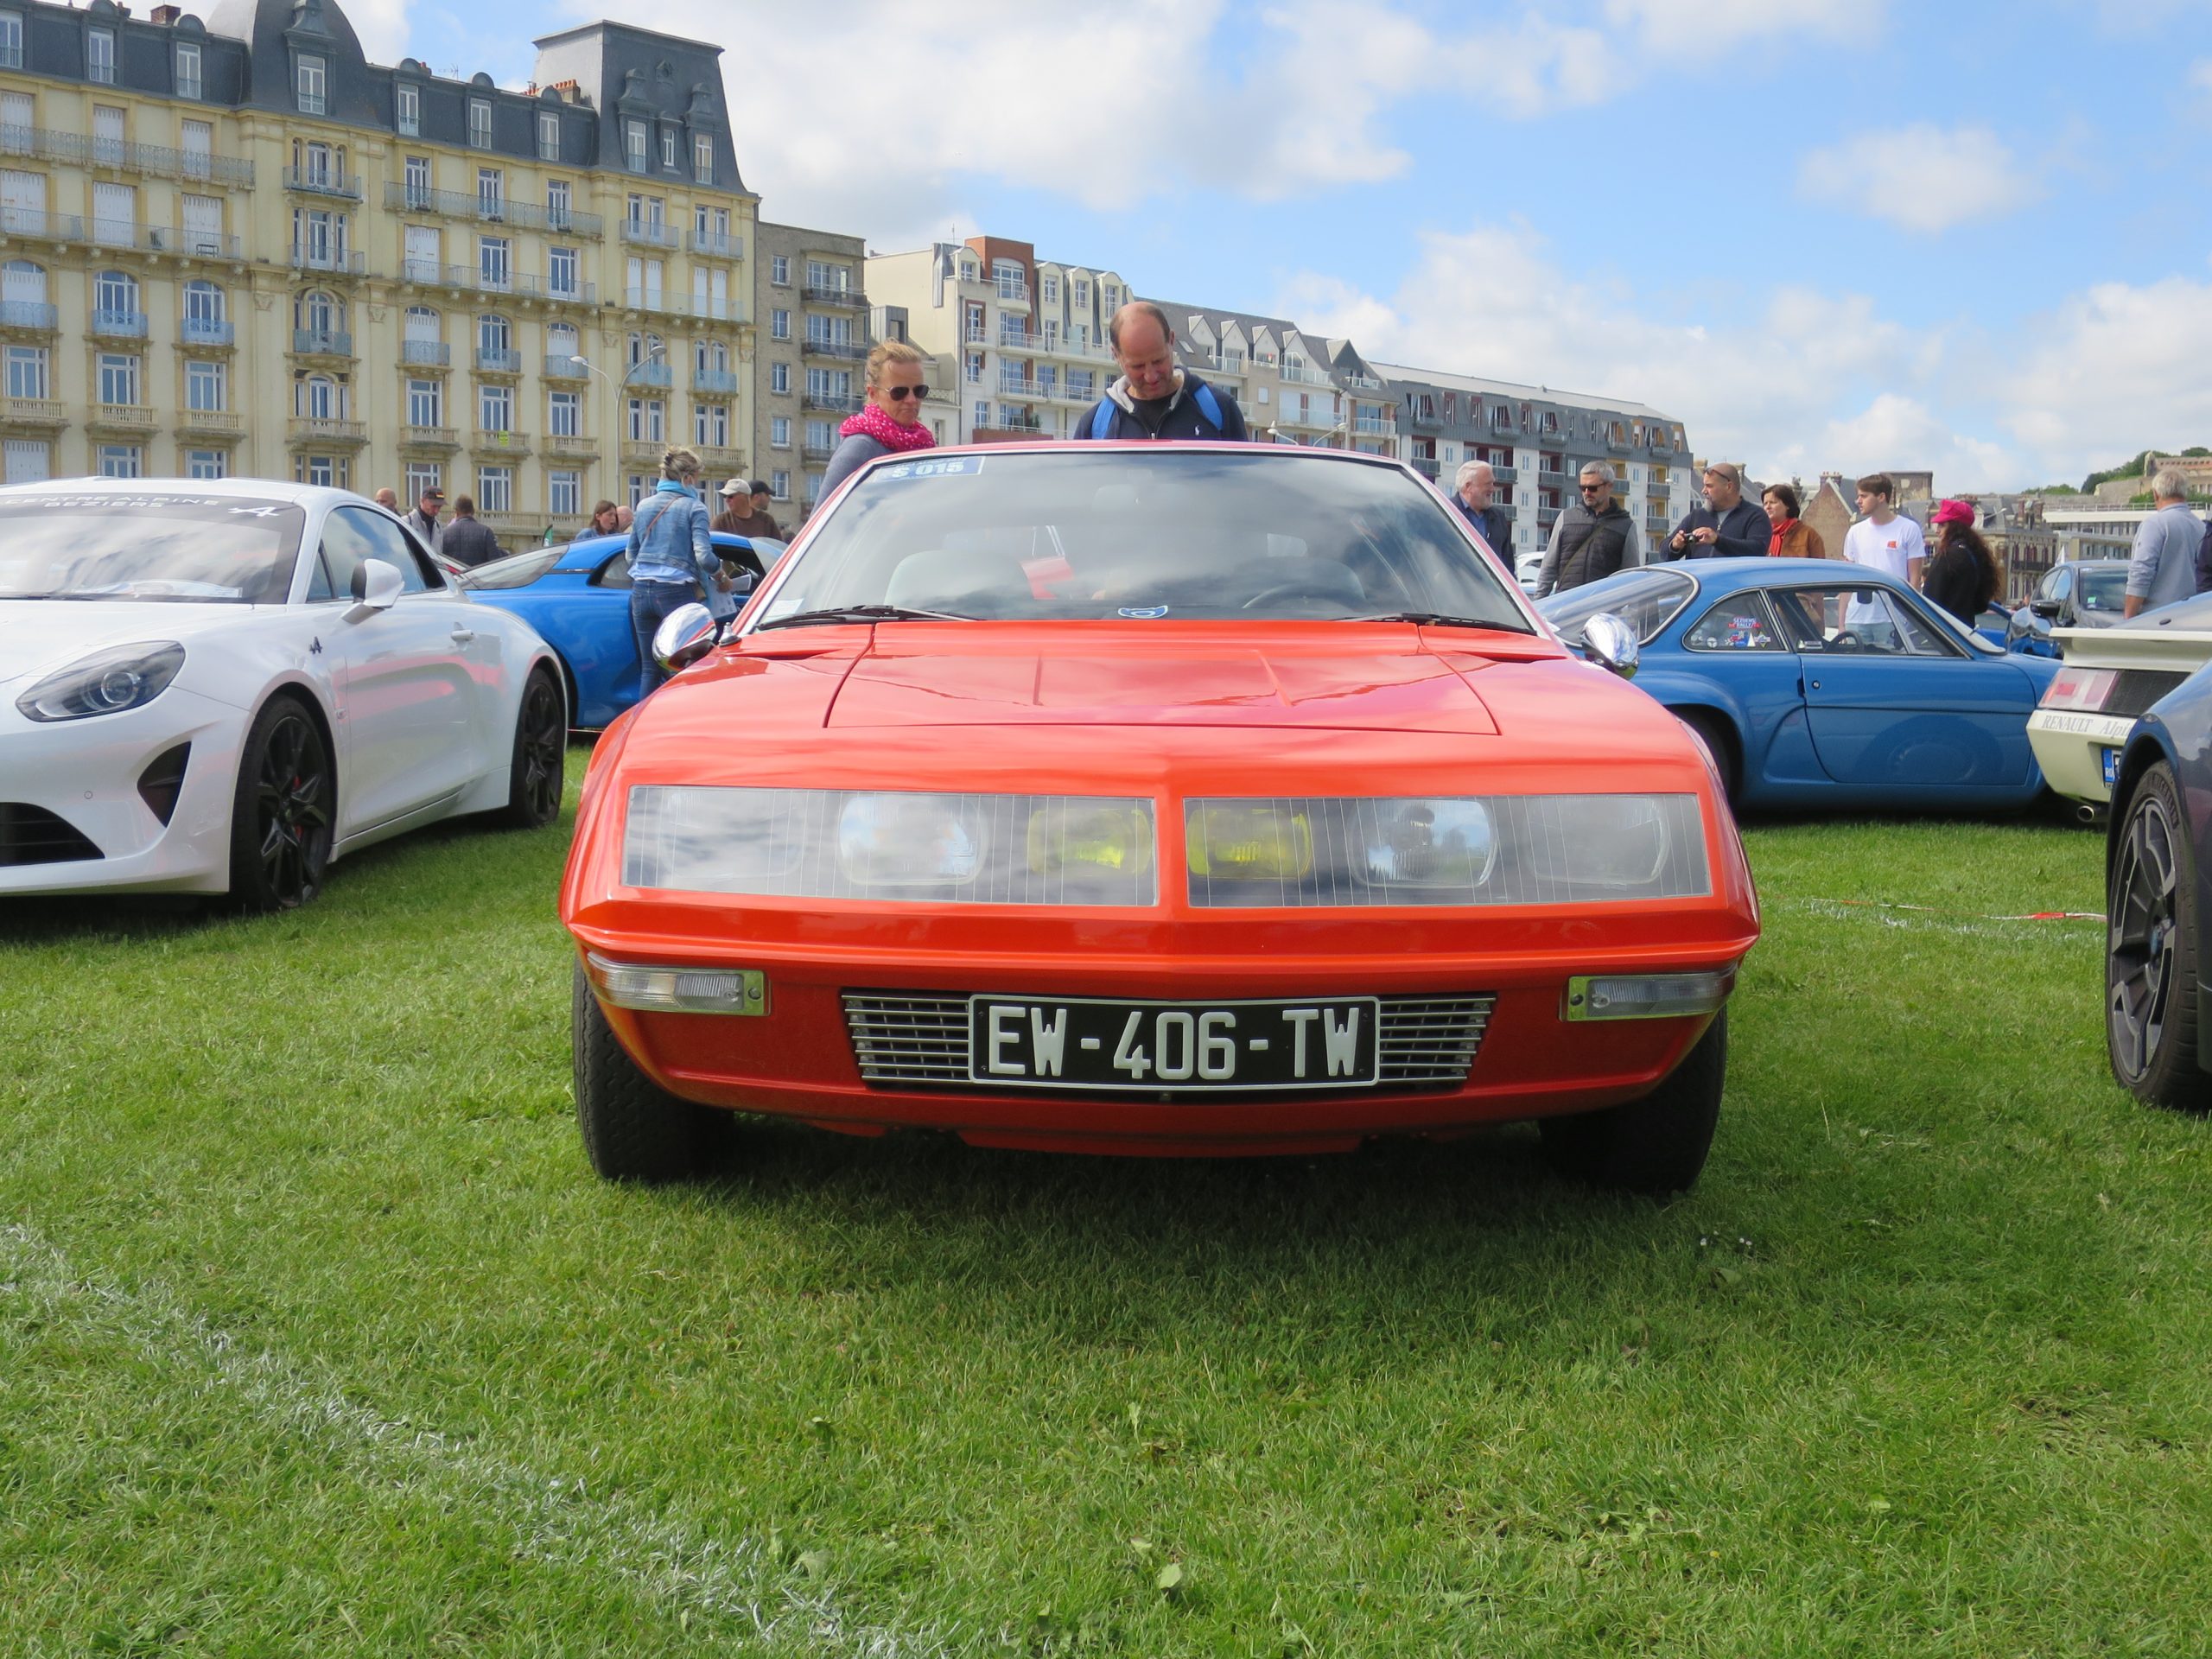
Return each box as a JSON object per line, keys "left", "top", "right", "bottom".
{"left": 1783, "top": 898, "right": 2107, "bottom": 944}
{"left": 0, "top": 1222, "right": 954, "bottom": 1657}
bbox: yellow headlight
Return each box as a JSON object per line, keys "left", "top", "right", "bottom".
{"left": 1186, "top": 803, "right": 1313, "bottom": 880}
{"left": 1027, "top": 800, "right": 1156, "bottom": 876}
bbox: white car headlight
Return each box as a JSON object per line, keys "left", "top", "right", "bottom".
{"left": 15, "top": 641, "right": 186, "bottom": 722}
{"left": 1185, "top": 795, "right": 1707, "bottom": 907}
{"left": 622, "top": 787, "right": 1157, "bottom": 906}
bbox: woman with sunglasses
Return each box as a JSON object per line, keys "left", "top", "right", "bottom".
{"left": 818, "top": 340, "right": 936, "bottom": 506}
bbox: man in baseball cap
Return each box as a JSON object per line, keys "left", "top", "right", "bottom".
{"left": 404, "top": 485, "right": 445, "bottom": 550}
{"left": 711, "top": 478, "right": 749, "bottom": 532}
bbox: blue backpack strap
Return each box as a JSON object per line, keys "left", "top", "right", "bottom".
{"left": 1090, "top": 397, "right": 1116, "bottom": 440}
{"left": 1192, "top": 381, "right": 1223, "bottom": 434}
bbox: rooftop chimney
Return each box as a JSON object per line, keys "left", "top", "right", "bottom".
{"left": 151, "top": 3, "right": 180, "bottom": 20}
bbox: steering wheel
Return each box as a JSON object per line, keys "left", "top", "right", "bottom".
{"left": 1827, "top": 630, "right": 1865, "bottom": 651}
{"left": 1241, "top": 581, "right": 1351, "bottom": 611}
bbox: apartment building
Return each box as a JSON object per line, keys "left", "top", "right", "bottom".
{"left": 752, "top": 219, "right": 875, "bottom": 516}
{"left": 867, "top": 237, "right": 1128, "bottom": 442}
{"left": 0, "top": 0, "right": 753, "bottom": 541}
{"left": 1379, "top": 365, "right": 1695, "bottom": 558}
{"left": 1136, "top": 300, "right": 1345, "bottom": 447}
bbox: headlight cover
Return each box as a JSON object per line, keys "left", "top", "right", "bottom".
{"left": 1185, "top": 794, "right": 1708, "bottom": 907}
{"left": 623, "top": 786, "right": 1158, "bottom": 906}
{"left": 16, "top": 641, "right": 186, "bottom": 722}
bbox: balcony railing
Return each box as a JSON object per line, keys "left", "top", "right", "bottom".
{"left": 0, "top": 124, "right": 253, "bottom": 185}
{"left": 88, "top": 403, "right": 158, "bottom": 431}
{"left": 85, "top": 219, "right": 238, "bottom": 258}
{"left": 692, "top": 368, "right": 741, "bottom": 394}
{"left": 0, "top": 396, "right": 66, "bottom": 427}
{"left": 291, "top": 328, "right": 353, "bottom": 357}
{"left": 620, "top": 217, "right": 682, "bottom": 249}
{"left": 623, "top": 361, "right": 672, "bottom": 390}
{"left": 999, "top": 328, "right": 1046, "bottom": 353}
{"left": 472, "top": 429, "right": 531, "bottom": 455}
{"left": 399, "top": 423, "right": 459, "bottom": 449}
{"left": 402, "top": 340, "right": 450, "bottom": 366}
{"left": 283, "top": 166, "right": 363, "bottom": 200}
{"left": 0, "top": 208, "right": 84, "bottom": 242}
{"left": 802, "top": 391, "right": 863, "bottom": 414}
{"left": 994, "top": 280, "right": 1030, "bottom": 304}
{"left": 543, "top": 353, "right": 588, "bottom": 379}
{"left": 622, "top": 288, "right": 747, "bottom": 322}
{"left": 175, "top": 408, "right": 245, "bottom": 435}
{"left": 91, "top": 308, "right": 148, "bottom": 339}
{"left": 180, "top": 316, "right": 232, "bottom": 346}
{"left": 0, "top": 300, "right": 57, "bottom": 331}
{"left": 963, "top": 324, "right": 988, "bottom": 345}
{"left": 541, "top": 433, "right": 599, "bottom": 460}
{"left": 1352, "top": 416, "right": 1394, "bottom": 435}
{"left": 398, "top": 258, "right": 596, "bottom": 305}
{"left": 474, "top": 347, "right": 522, "bottom": 374}
{"left": 998, "top": 371, "right": 1042, "bottom": 398}
{"left": 1280, "top": 364, "right": 1334, "bottom": 387}
{"left": 801, "top": 441, "right": 836, "bottom": 463}
{"left": 289, "top": 246, "right": 366, "bottom": 276}
{"left": 690, "top": 229, "right": 743, "bottom": 259}
{"left": 382, "top": 182, "right": 602, "bottom": 237}
{"left": 977, "top": 416, "right": 1045, "bottom": 435}
{"left": 802, "top": 338, "right": 868, "bottom": 360}
{"left": 804, "top": 283, "right": 867, "bottom": 308}
{"left": 1490, "top": 464, "right": 1517, "bottom": 484}
{"left": 287, "top": 417, "right": 369, "bottom": 447}
{"left": 1344, "top": 373, "right": 1382, "bottom": 391}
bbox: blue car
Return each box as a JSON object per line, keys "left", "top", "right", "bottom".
{"left": 1538, "top": 557, "right": 2062, "bottom": 810}
{"left": 461, "top": 532, "right": 779, "bottom": 728}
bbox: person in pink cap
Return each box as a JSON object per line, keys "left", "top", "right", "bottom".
{"left": 1922, "top": 498, "right": 1999, "bottom": 626}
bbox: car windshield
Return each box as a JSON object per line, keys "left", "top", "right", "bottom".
{"left": 1536, "top": 566, "right": 1695, "bottom": 645}
{"left": 0, "top": 493, "right": 308, "bottom": 603}
{"left": 754, "top": 450, "right": 1531, "bottom": 630}
{"left": 2077, "top": 568, "right": 2126, "bottom": 613}
{"left": 461, "top": 548, "right": 564, "bottom": 590}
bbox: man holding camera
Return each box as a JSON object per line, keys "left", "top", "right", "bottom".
{"left": 1665, "top": 462, "right": 1771, "bottom": 561}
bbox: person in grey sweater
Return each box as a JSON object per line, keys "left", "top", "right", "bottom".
{"left": 436, "top": 494, "right": 503, "bottom": 568}
{"left": 817, "top": 339, "right": 937, "bottom": 505}
{"left": 2125, "top": 468, "right": 2207, "bottom": 617}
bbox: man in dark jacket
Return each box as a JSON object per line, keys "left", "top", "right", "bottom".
{"left": 437, "top": 493, "right": 503, "bottom": 568}
{"left": 1666, "top": 461, "right": 1770, "bottom": 559}
{"left": 1452, "top": 459, "right": 1512, "bottom": 553}
{"left": 1071, "top": 301, "right": 1249, "bottom": 442}
{"left": 1535, "top": 462, "right": 1642, "bottom": 596}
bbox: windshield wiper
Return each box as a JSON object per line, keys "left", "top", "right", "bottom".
{"left": 756, "top": 603, "right": 973, "bottom": 631}
{"left": 1338, "top": 611, "right": 1511, "bottom": 629}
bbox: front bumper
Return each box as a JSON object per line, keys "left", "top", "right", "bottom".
{"left": 0, "top": 688, "right": 247, "bottom": 894}
{"left": 2027, "top": 709, "right": 2133, "bottom": 804}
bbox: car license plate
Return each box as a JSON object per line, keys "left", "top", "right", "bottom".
{"left": 967, "top": 995, "right": 1382, "bottom": 1091}
{"left": 2102, "top": 747, "right": 2120, "bottom": 788}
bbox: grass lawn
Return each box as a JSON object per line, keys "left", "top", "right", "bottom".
{"left": 3, "top": 758, "right": 2208, "bottom": 1656}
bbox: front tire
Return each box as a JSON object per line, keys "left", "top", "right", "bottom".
{"left": 573, "top": 962, "right": 727, "bottom": 1182}
{"left": 1540, "top": 1010, "right": 1727, "bottom": 1195}
{"left": 1676, "top": 709, "right": 1741, "bottom": 808}
{"left": 226, "top": 695, "right": 334, "bottom": 912}
{"left": 2107, "top": 762, "right": 2206, "bottom": 1109}
{"left": 496, "top": 666, "right": 566, "bottom": 830}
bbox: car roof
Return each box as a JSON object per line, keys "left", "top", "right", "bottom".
{"left": 847, "top": 439, "right": 1421, "bottom": 480}
{"left": 552, "top": 529, "right": 763, "bottom": 573}
{"left": 0, "top": 475, "right": 349, "bottom": 511}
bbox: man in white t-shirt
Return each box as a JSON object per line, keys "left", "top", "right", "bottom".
{"left": 1840, "top": 473, "right": 1926, "bottom": 636}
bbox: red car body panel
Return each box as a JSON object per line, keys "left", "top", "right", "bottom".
{"left": 563, "top": 601, "right": 1761, "bottom": 1156}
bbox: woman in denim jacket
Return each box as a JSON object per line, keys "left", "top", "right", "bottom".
{"left": 626, "top": 446, "right": 733, "bottom": 699}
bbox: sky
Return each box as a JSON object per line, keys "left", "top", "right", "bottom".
{"left": 362, "top": 0, "right": 2212, "bottom": 493}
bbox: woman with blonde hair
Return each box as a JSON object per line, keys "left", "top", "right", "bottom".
{"left": 625, "top": 446, "right": 731, "bottom": 698}
{"left": 818, "top": 340, "right": 934, "bottom": 503}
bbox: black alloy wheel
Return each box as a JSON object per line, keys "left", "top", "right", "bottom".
{"left": 227, "top": 696, "right": 334, "bottom": 912}
{"left": 498, "top": 668, "right": 566, "bottom": 830}
{"left": 2107, "top": 761, "right": 2206, "bottom": 1109}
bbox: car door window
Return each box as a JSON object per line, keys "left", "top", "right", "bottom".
{"left": 1682, "top": 593, "right": 1782, "bottom": 652}
{"left": 1769, "top": 585, "right": 1900, "bottom": 654}
{"left": 1887, "top": 593, "right": 1964, "bottom": 657}
{"left": 592, "top": 550, "right": 632, "bottom": 589}
{"left": 336, "top": 506, "right": 429, "bottom": 594}
{"left": 313, "top": 509, "right": 376, "bottom": 604}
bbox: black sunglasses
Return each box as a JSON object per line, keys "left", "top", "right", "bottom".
{"left": 883, "top": 385, "right": 928, "bottom": 401}
{"left": 1579, "top": 482, "right": 1607, "bottom": 493}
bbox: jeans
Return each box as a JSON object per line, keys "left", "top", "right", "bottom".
{"left": 630, "top": 577, "right": 703, "bottom": 701}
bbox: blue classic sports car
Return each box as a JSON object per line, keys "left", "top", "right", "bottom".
{"left": 460, "top": 532, "right": 779, "bottom": 728}
{"left": 1538, "top": 557, "right": 2063, "bottom": 810}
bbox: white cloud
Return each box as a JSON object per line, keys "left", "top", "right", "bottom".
{"left": 2000, "top": 276, "right": 2212, "bottom": 477}
{"left": 1605, "top": 0, "right": 1870, "bottom": 55}
{"left": 1797, "top": 125, "right": 2044, "bottom": 234}
{"left": 341, "top": 0, "right": 415, "bottom": 65}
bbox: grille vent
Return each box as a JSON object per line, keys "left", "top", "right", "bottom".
{"left": 0, "top": 804, "right": 102, "bottom": 868}
{"left": 2106, "top": 670, "right": 2189, "bottom": 721}
{"left": 842, "top": 991, "right": 1495, "bottom": 1093}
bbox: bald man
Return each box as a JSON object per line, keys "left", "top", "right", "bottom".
{"left": 1072, "top": 301, "right": 1249, "bottom": 442}
{"left": 372, "top": 487, "right": 399, "bottom": 512}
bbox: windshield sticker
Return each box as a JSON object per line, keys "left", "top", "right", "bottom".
{"left": 762, "top": 595, "right": 806, "bottom": 621}
{"left": 876, "top": 455, "right": 983, "bottom": 481}
{"left": 1118, "top": 606, "right": 1170, "bottom": 619}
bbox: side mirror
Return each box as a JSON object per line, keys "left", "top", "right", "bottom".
{"left": 2030, "top": 597, "right": 2061, "bottom": 619}
{"left": 344, "top": 559, "right": 404, "bottom": 621}
{"left": 652, "top": 601, "right": 719, "bottom": 673}
{"left": 1582, "top": 612, "right": 1640, "bottom": 679}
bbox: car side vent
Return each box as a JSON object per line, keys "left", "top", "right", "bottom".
{"left": 137, "top": 742, "right": 192, "bottom": 826}
{"left": 842, "top": 992, "right": 1496, "bottom": 1093}
{"left": 2106, "top": 671, "right": 2190, "bottom": 721}
{"left": 0, "top": 804, "right": 103, "bottom": 867}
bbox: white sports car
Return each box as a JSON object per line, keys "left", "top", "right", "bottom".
{"left": 0, "top": 479, "right": 569, "bottom": 909}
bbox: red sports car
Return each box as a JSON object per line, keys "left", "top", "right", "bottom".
{"left": 562, "top": 444, "right": 1760, "bottom": 1193}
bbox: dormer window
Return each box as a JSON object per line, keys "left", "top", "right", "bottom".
{"left": 537, "top": 111, "right": 560, "bottom": 162}
{"left": 467, "top": 98, "right": 493, "bottom": 149}
{"left": 625, "top": 120, "right": 647, "bottom": 173}
{"left": 660, "top": 128, "right": 677, "bottom": 169}
{"left": 297, "top": 55, "right": 327, "bottom": 115}
{"left": 0, "top": 14, "right": 22, "bottom": 71}
{"left": 693, "top": 134, "right": 712, "bottom": 186}
{"left": 175, "top": 42, "right": 201, "bottom": 100}
{"left": 397, "top": 83, "right": 420, "bottom": 136}
{"left": 88, "top": 27, "right": 116, "bottom": 84}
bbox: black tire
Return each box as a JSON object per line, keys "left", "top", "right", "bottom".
{"left": 1540, "top": 1009, "right": 1727, "bottom": 1195}
{"left": 1675, "top": 709, "right": 1741, "bottom": 808}
{"left": 572, "top": 961, "right": 727, "bottom": 1182}
{"left": 496, "top": 666, "right": 566, "bottom": 830}
{"left": 2107, "top": 762, "right": 2208, "bottom": 1109}
{"left": 226, "top": 694, "right": 334, "bottom": 912}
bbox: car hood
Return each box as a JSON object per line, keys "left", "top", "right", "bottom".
{"left": 0, "top": 600, "right": 266, "bottom": 690}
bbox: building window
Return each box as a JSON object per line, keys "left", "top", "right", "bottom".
{"left": 0, "top": 13, "right": 21, "bottom": 70}
{"left": 175, "top": 42, "right": 201, "bottom": 100}
{"left": 88, "top": 27, "right": 115, "bottom": 83}
{"left": 476, "top": 167, "right": 503, "bottom": 213}
{"left": 296, "top": 55, "right": 326, "bottom": 115}
{"left": 549, "top": 469, "right": 579, "bottom": 518}
{"left": 291, "top": 455, "right": 348, "bottom": 488}
{"left": 770, "top": 308, "right": 790, "bottom": 340}
{"left": 404, "top": 154, "right": 431, "bottom": 206}
{"left": 407, "top": 378, "right": 442, "bottom": 426}
{"left": 3, "top": 437, "right": 48, "bottom": 482}
{"left": 1042, "top": 276, "right": 1058, "bottom": 304}
{"left": 770, "top": 416, "right": 790, "bottom": 448}
{"left": 405, "top": 460, "right": 442, "bottom": 501}
{"left": 546, "top": 180, "right": 572, "bottom": 229}
{"left": 478, "top": 382, "right": 512, "bottom": 432}
{"left": 477, "top": 466, "right": 512, "bottom": 514}
{"left": 624, "top": 120, "right": 646, "bottom": 173}
{"left": 693, "top": 402, "right": 728, "bottom": 447}
{"left": 476, "top": 312, "right": 512, "bottom": 355}
{"left": 461, "top": 99, "right": 489, "bottom": 149}
{"left": 397, "top": 82, "right": 419, "bottom": 136}
{"left": 537, "top": 111, "right": 560, "bottom": 162}
{"left": 185, "top": 448, "right": 226, "bottom": 480}
{"left": 98, "top": 353, "right": 139, "bottom": 406}
{"left": 660, "top": 128, "right": 676, "bottom": 169}
{"left": 769, "top": 362, "right": 790, "bottom": 394}
{"left": 548, "top": 245, "right": 577, "bottom": 298}
{"left": 185, "top": 359, "right": 226, "bottom": 411}
{"left": 693, "top": 134, "right": 713, "bottom": 185}
{"left": 770, "top": 470, "right": 788, "bottom": 501}
{"left": 548, "top": 389, "right": 580, "bottom": 437}
{"left": 478, "top": 235, "right": 510, "bottom": 290}
{"left": 4, "top": 344, "right": 47, "bottom": 399}
{"left": 97, "top": 443, "right": 141, "bottom": 478}
{"left": 626, "top": 397, "right": 664, "bottom": 442}
{"left": 771, "top": 255, "right": 788, "bottom": 285}
{"left": 804, "top": 418, "right": 833, "bottom": 452}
